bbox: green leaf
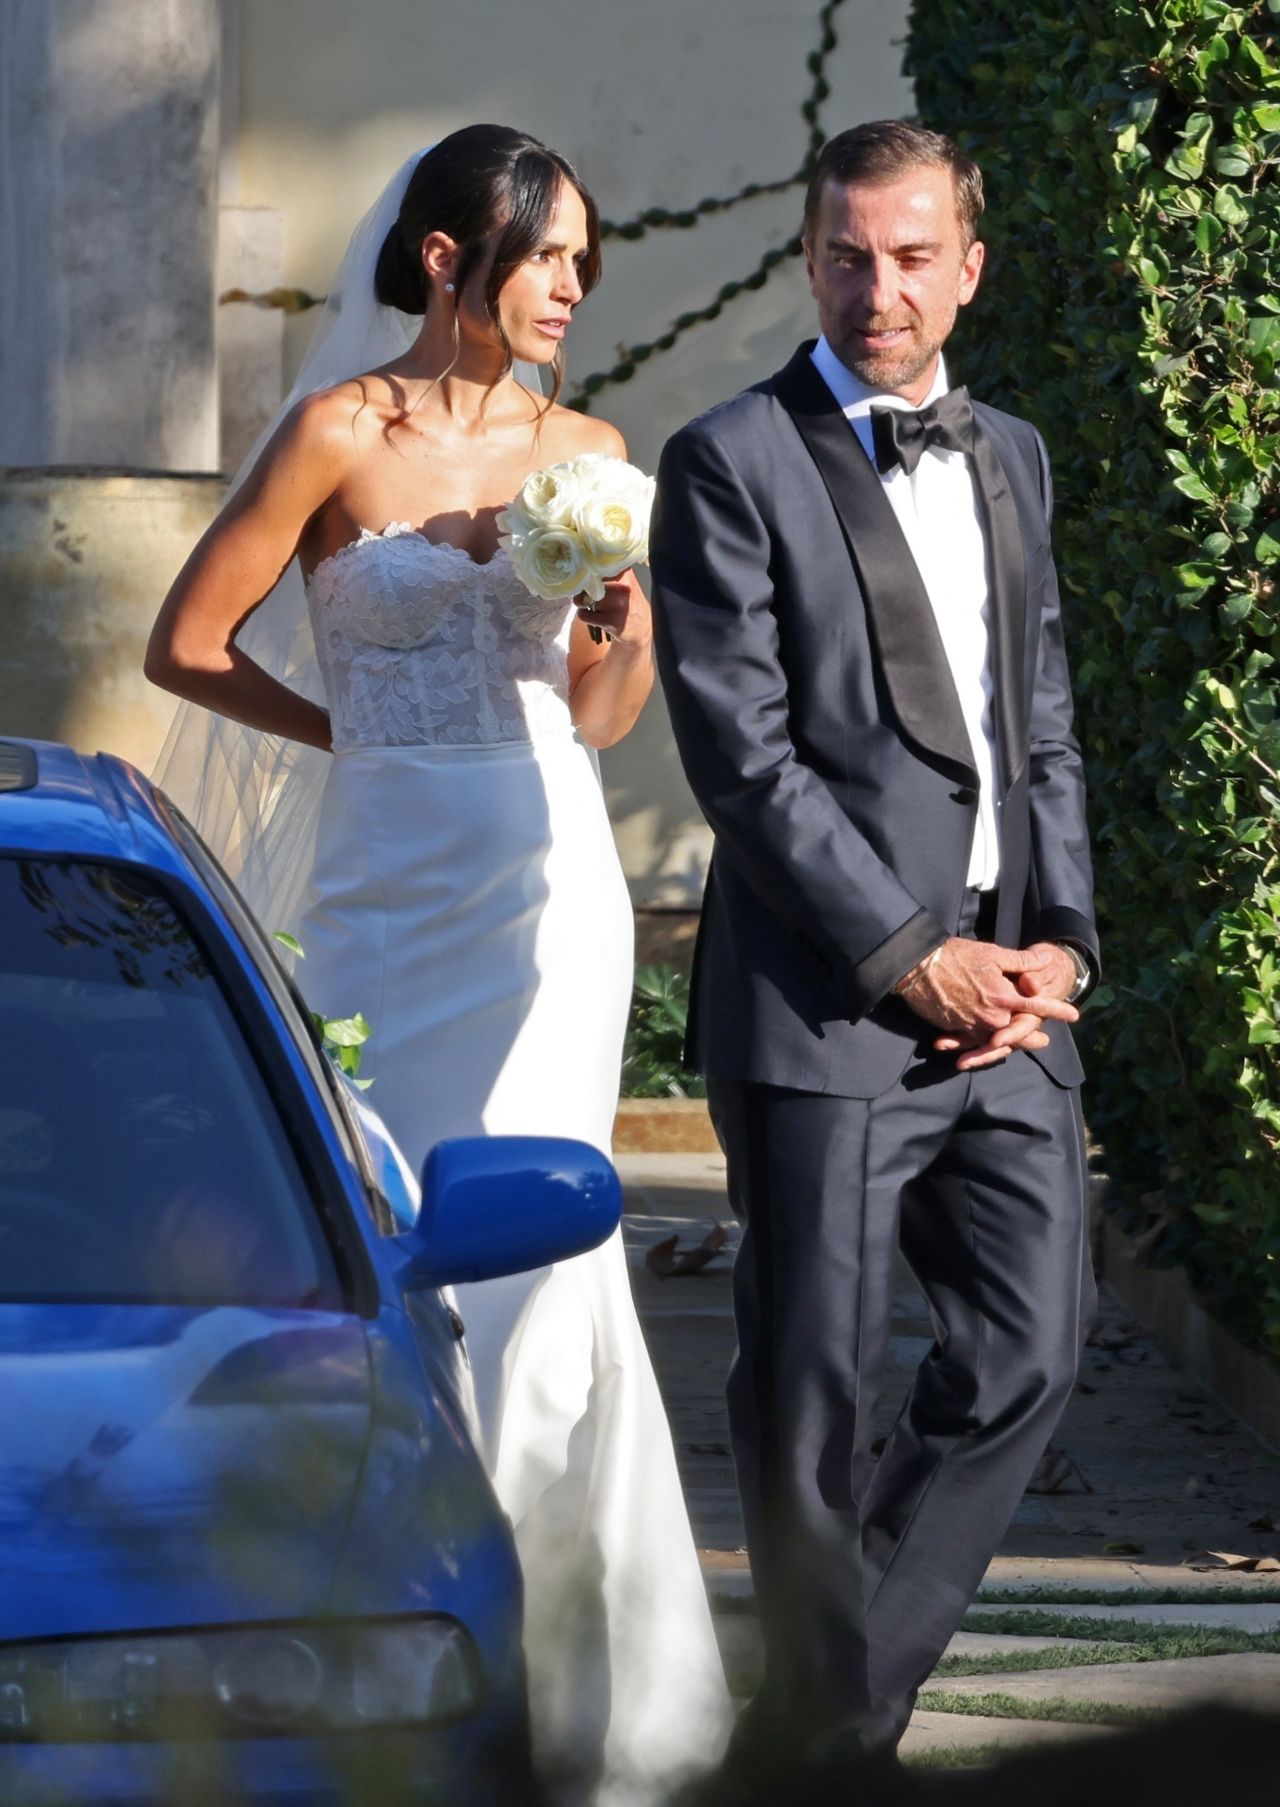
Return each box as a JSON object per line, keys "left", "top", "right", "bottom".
{"left": 1174, "top": 563, "right": 1216, "bottom": 591}
{"left": 1195, "top": 213, "right": 1225, "bottom": 255}
{"left": 1251, "top": 104, "right": 1280, "bottom": 131}
{"left": 1125, "top": 90, "right": 1160, "bottom": 132}
{"left": 1248, "top": 317, "right": 1280, "bottom": 354}
{"left": 272, "top": 931, "right": 304, "bottom": 957}
{"left": 1165, "top": 142, "right": 1206, "bottom": 181}
{"left": 323, "top": 1013, "right": 371, "bottom": 1048}
{"left": 1173, "top": 472, "right": 1216, "bottom": 503}
{"left": 1237, "top": 33, "right": 1274, "bottom": 78}
{"left": 1213, "top": 185, "right": 1250, "bottom": 226}
{"left": 1213, "top": 147, "right": 1253, "bottom": 177}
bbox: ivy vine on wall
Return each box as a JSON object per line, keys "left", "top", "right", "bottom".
{"left": 219, "top": 1, "right": 850, "bottom": 411}
{"left": 567, "top": 0, "right": 847, "bottom": 409}
{"left": 908, "top": 0, "right": 1280, "bottom": 1354}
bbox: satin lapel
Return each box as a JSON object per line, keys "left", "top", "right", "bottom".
{"left": 774, "top": 346, "right": 976, "bottom": 782}
{"left": 970, "top": 419, "right": 1028, "bottom": 791}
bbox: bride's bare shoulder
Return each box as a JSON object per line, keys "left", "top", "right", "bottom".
{"left": 537, "top": 405, "right": 629, "bottom": 462}
{"left": 280, "top": 374, "right": 404, "bottom": 457}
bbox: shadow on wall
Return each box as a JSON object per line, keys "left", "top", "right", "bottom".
{"left": 0, "top": 471, "right": 225, "bottom": 769}
{"left": 600, "top": 683, "right": 711, "bottom": 909}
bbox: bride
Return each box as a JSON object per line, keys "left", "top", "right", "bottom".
{"left": 146, "top": 126, "right": 730, "bottom": 1806}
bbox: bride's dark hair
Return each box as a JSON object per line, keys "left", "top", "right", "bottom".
{"left": 375, "top": 124, "right": 602, "bottom": 402}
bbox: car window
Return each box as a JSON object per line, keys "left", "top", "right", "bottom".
{"left": 0, "top": 857, "right": 344, "bottom": 1309}
{"left": 158, "top": 800, "right": 396, "bottom": 1241}
{"left": 345, "top": 1084, "right": 421, "bottom": 1232}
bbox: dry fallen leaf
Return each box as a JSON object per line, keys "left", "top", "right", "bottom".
{"left": 645, "top": 1222, "right": 727, "bottom": 1278}
{"left": 1182, "top": 1549, "right": 1280, "bottom": 1572}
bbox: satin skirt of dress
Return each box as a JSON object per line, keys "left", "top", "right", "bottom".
{"left": 296, "top": 733, "right": 731, "bottom": 1807}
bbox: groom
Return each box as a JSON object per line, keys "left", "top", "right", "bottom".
{"left": 649, "top": 122, "right": 1099, "bottom": 1774}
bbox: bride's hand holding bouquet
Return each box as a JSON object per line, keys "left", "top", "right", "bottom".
{"left": 499, "top": 452, "right": 655, "bottom": 644}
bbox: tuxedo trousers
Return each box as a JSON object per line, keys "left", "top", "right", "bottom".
{"left": 708, "top": 1012, "right": 1094, "bottom": 1755}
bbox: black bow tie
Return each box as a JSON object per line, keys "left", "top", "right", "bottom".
{"left": 870, "top": 386, "right": 975, "bottom": 476}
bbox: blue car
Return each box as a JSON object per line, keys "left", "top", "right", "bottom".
{"left": 0, "top": 738, "right": 621, "bottom": 1805}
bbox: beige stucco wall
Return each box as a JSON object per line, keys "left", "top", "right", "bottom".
{"left": 0, "top": 473, "right": 225, "bottom": 770}
{"left": 0, "top": 0, "right": 221, "bottom": 473}
{"left": 226, "top": 0, "right": 913, "bottom": 902}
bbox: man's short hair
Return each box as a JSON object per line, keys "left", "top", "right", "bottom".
{"left": 803, "top": 120, "right": 984, "bottom": 248}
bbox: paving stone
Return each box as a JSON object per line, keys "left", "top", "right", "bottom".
{"left": 619, "top": 1153, "right": 728, "bottom": 1199}
{"left": 980, "top": 1557, "right": 1184, "bottom": 1592}
{"left": 968, "top": 1601, "right": 1280, "bottom": 1634}
{"left": 981, "top": 1555, "right": 1280, "bottom": 1592}
{"left": 924, "top": 1651, "right": 1280, "bottom": 1711}
{"left": 942, "top": 1631, "right": 1091, "bottom": 1659}
{"left": 901, "top": 1710, "right": 1116, "bottom": 1758}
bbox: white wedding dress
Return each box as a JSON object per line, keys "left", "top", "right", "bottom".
{"left": 293, "top": 523, "right": 731, "bottom": 1806}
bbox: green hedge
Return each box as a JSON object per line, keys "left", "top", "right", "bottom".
{"left": 906, "top": 1, "right": 1280, "bottom": 1352}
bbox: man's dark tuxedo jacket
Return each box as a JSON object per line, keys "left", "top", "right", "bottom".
{"left": 648, "top": 341, "right": 1098, "bottom": 1099}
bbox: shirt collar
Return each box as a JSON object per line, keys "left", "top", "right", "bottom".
{"left": 810, "top": 334, "right": 950, "bottom": 421}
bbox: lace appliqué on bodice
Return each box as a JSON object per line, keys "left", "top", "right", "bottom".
{"left": 306, "top": 526, "right": 576, "bottom": 750}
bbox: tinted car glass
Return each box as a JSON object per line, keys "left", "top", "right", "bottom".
{"left": 0, "top": 857, "right": 343, "bottom": 1308}
{"left": 158, "top": 800, "right": 398, "bottom": 1246}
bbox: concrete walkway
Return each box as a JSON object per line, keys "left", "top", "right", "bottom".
{"left": 620, "top": 1152, "right": 1280, "bottom": 1767}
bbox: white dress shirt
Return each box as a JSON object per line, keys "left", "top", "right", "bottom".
{"left": 811, "top": 335, "right": 1000, "bottom": 891}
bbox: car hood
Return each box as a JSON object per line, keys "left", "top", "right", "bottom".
{"left": 0, "top": 1304, "right": 374, "bottom": 1641}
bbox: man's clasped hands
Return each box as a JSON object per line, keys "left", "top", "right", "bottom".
{"left": 894, "top": 938, "right": 1081, "bottom": 1071}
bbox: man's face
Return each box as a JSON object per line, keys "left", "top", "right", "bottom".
{"left": 804, "top": 164, "right": 984, "bottom": 403}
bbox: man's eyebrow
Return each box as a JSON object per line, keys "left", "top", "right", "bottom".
{"left": 826, "top": 236, "right": 942, "bottom": 255}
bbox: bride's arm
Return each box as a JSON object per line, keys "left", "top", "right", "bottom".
{"left": 567, "top": 568, "right": 654, "bottom": 748}
{"left": 562, "top": 416, "right": 654, "bottom": 748}
{"left": 144, "top": 394, "right": 355, "bottom": 750}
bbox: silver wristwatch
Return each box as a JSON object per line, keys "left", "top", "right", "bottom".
{"left": 1055, "top": 941, "right": 1092, "bottom": 1005}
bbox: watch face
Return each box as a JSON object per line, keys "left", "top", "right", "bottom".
{"left": 1058, "top": 943, "right": 1090, "bottom": 1001}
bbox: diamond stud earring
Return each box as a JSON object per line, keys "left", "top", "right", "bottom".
{"left": 444, "top": 282, "right": 456, "bottom": 293}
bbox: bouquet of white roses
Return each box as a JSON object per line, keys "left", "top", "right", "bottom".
{"left": 498, "top": 453, "right": 656, "bottom": 638}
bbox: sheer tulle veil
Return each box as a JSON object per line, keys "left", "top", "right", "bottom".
{"left": 151, "top": 146, "right": 541, "bottom": 936}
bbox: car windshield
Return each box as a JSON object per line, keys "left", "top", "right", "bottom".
{"left": 0, "top": 856, "right": 344, "bottom": 1308}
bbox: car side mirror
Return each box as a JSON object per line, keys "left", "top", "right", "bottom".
{"left": 388, "top": 1135, "right": 621, "bottom": 1289}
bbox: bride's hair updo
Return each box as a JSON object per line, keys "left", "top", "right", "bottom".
{"left": 375, "top": 124, "right": 602, "bottom": 398}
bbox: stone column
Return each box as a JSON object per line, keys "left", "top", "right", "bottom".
{"left": 0, "top": 0, "right": 221, "bottom": 472}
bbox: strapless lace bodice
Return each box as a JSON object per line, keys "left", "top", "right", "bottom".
{"left": 305, "top": 525, "right": 576, "bottom": 750}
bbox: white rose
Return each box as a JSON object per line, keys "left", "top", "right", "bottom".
{"left": 572, "top": 454, "right": 652, "bottom": 509}
{"left": 507, "top": 525, "right": 596, "bottom": 601}
{"left": 514, "top": 461, "right": 579, "bottom": 528}
{"left": 568, "top": 457, "right": 655, "bottom": 577}
{"left": 571, "top": 489, "right": 650, "bottom": 577}
{"left": 495, "top": 500, "right": 533, "bottom": 540}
